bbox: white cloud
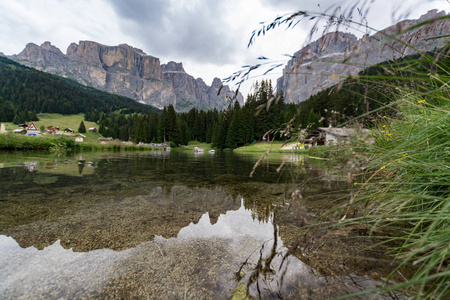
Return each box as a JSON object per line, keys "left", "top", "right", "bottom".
{"left": 0, "top": 0, "right": 131, "bottom": 54}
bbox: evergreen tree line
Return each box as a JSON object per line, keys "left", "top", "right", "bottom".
{"left": 211, "top": 80, "right": 286, "bottom": 149}
{"left": 98, "top": 80, "right": 290, "bottom": 149}
{"left": 117, "top": 46, "right": 450, "bottom": 148}
{"left": 0, "top": 56, "right": 160, "bottom": 124}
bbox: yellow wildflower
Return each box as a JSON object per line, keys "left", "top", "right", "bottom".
{"left": 417, "top": 100, "right": 426, "bottom": 104}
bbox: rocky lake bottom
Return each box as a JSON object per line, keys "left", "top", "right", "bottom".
{"left": 0, "top": 150, "right": 396, "bottom": 299}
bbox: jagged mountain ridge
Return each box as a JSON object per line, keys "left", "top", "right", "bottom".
{"left": 277, "top": 9, "right": 450, "bottom": 103}
{"left": 10, "top": 41, "right": 243, "bottom": 112}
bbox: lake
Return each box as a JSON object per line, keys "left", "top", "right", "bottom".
{"left": 0, "top": 150, "right": 388, "bottom": 299}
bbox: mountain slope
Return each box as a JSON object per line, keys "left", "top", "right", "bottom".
{"left": 277, "top": 9, "right": 450, "bottom": 103}
{"left": 0, "top": 56, "right": 160, "bottom": 123}
{"left": 296, "top": 44, "right": 450, "bottom": 128}
{"left": 10, "top": 41, "right": 243, "bottom": 112}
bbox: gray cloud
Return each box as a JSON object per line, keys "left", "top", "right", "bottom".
{"left": 261, "top": 0, "right": 349, "bottom": 12}
{"left": 253, "top": 0, "right": 444, "bottom": 42}
{"left": 260, "top": 0, "right": 442, "bottom": 22}
{"left": 109, "top": 0, "right": 242, "bottom": 64}
{"left": 108, "top": 0, "right": 442, "bottom": 67}
{"left": 259, "top": 0, "right": 387, "bottom": 26}
{"left": 110, "top": 0, "right": 167, "bottom": 22}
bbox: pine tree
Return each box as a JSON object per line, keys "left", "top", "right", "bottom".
{"left": 130, "top": 113, "right": 141, "bottom": 142}
{"left": 78, "top": 120, "right": 86, "bottom": 133}
{"left": 157, "top": 107, "right": 167, "bottom": 143}
{"left": 134, "top": 116, "right": 146, "bottom": 143}
{"left": 226, "top": 112, "right": 238, "bottom": 149}
{"left": 148, "top": 111, "right": 159, "bottom": 142}
{"left": 166, "top": 104, "right": 181, "bottom": 145}
{"left": 99, "top": 121, "right": 107, "bottom": 136}
{"left": 242, "top": 105, "right": 254, "bottom": 144}
{"left": 215, "top": 113, "right": 230, "bottom": 150}
{"left": 253, "top": 79, "right": 280, "bottom": 140}
{"left": 226, "top": 101, "right": 245, "bottom": 149}
{"left": 0, "top": 101, "right": 15, "bottom": 122}
{"left": 306, "top": 108, "right": 322, "bottom": 130}
{"left": 120, "top": 124, "right": 129, "bottom": 141}
{"left": 286, "top": 102, "right": 299, "bottom": 128}
{"left": 13, "top": 113, "right": 20, "bottom": 124}
{"left": 180, "top": 120, "right": 190, "bottom": 145}
{"left": 211, "top": 123, "right": 219, "bottom": 147}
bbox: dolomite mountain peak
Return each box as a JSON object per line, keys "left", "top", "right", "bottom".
{"left": 277, "top": 9, "right": 450, "bottom": 103}
{"left": 11, "top": 41, "right": 243, "bottom": 111}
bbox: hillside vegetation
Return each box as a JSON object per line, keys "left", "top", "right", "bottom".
{"left": 296, "top": 49, "right": 450, "bottom": 128}
{"left": 0, "top": 56, "right": 160, "bottom": 124}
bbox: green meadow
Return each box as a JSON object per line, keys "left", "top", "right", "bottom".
{"left": 2, "top": 113, "right": 101, "bottom": 143}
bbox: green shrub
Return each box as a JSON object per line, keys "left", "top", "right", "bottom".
{"left": 0, "top": 134, "right": 81, "bottom": 151}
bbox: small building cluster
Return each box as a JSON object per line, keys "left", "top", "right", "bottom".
{"left": 4, "top": 122, "right": 95, "bottom": 143}
{"left": 303, "top": 127, "right": 372, "bottom": 147}
{"left": 41, "top": 126, "right": 85, "bottom": 140}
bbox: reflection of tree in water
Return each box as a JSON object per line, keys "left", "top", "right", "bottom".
{"left": 235, "top": 220, "right": 282, "bottom": 298}
{"left": 234, "top": 166, "right": 383, "bottom": 299}
{"left": 234, "top": 215, "right": 386, "bottom": 299}
{"left": 77, "top": 162, "right": 85, "bottom": 175}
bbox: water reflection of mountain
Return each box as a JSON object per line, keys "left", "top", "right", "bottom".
{"left": 4, "top": 186, "right": 241, "bottom": 252}
{"left": 0, "top": 200, "right": 382, "bottom": 299}
{"left": 0, "top": 151, "right": 351, "bottom": 239}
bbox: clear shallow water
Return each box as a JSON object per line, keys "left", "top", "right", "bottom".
{"left": 0, "top": 150, "right": 385, "bottom": 299}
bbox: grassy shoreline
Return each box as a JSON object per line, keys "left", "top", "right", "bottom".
{"left": 0, "top": 134, "right": 166, "bottom": 152}
{"left": 234, "top": 141, "right": 294, "bottom": 153}
{"left": 0, "top": 134, "right": 329, "bottom": 154}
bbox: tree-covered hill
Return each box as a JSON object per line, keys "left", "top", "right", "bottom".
{"left": 296, "top": 46, "right": 450, "bottom": 128}
{"left": 0, "top": 56, "right": 160, "bottom": 123}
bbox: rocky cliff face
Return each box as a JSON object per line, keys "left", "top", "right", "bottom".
{"left": 277, "top": 10, "right": 450, "bottom": 103}
{"left": 11, "top": 41, "right": 243, "bottom": 111}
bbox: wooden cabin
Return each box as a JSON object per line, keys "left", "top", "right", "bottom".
{"left": 305, "top": 127, "right": 371, "bottom": 146}
{"left": 75, "top": 134, "right": 86, "bottom": 142}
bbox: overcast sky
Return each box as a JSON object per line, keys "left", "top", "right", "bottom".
{"left": 0, "top": 0, "right": 447, "bottom": 96}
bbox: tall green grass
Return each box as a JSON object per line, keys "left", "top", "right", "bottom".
{"left": 244, "top": 6, "right": 450, "bottom": 298}
{"left": 289, "top": 52, "right": 450, "bottom": 300}
{"left": 280, "top": 55, "right": 449, "bottom": 299}
{"left": 294, "top": 42, "right": 449, "bottom": 298}
{"left": 341, "top": 89, "right": 450, "bottom": 298}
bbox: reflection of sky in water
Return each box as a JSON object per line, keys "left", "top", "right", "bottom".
{"left": 0, "top": 236, "right": 125, "bottom": 297}
{"left": 176, "top": 199, "right": 273, "bottom": 240}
